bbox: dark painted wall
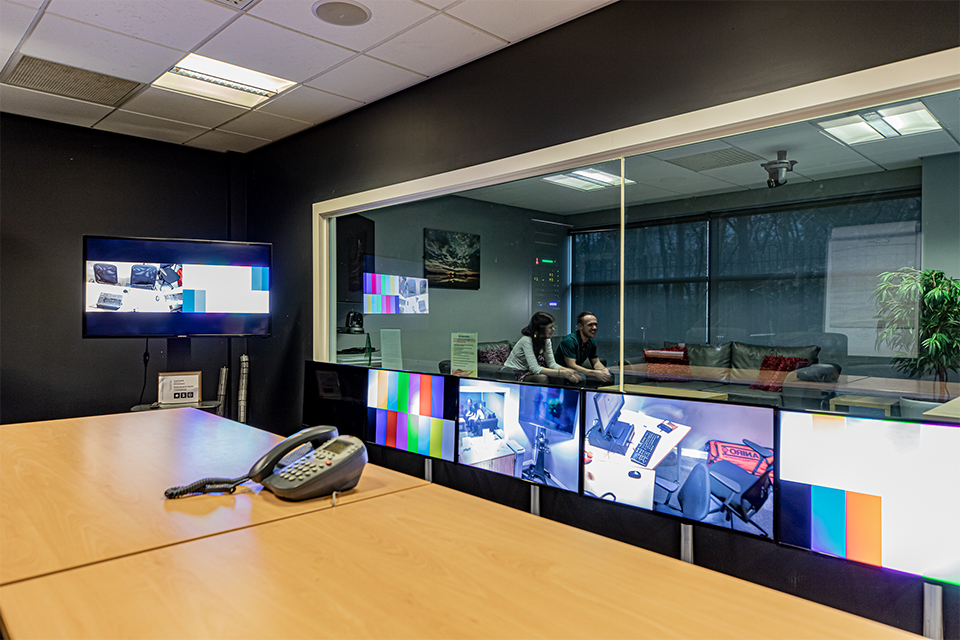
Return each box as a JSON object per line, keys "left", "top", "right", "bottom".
{"left": 0, "top": 114, "right": 239, "bottom": 424}
{"left": 244, "top": 2, "right": 959, "bottom": 636}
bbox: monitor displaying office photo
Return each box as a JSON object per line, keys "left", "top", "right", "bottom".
{"left": 583, "top": 391, "right": 776, "bottom": 538}
{"left": 779, "top": 411, "right": 960, "bottom": 585}
{"left": 458, "top": 380, "right": 580, "bottom": 492}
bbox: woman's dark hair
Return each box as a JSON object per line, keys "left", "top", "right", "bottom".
{"left": 521, "top": 312, "right": 555, "bottom": 356}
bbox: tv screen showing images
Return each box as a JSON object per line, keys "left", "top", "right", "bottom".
{"left": 779, "top": 411, "right": 960, "bottom": 585}
{"left": 458, "top": 380, "right": 580, "bottom": 492}
{"left": 365, "top": 369, "right": 457, "bottom": 461}
{"left": 83, "top": 236, "right": 271, "bottom": 337}
{"left": 583, "top": 391, "right": 776, "bottom": 538}
{"left": 363, "top": 272, "right": 428, "bottom": 314}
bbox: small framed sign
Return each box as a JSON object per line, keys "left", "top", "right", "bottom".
{"left": 158, "top": 371, "right": 201, "bottom": 405}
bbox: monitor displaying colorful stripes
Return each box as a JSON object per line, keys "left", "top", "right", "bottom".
{"left": 362, "top": 273, "right": 429, "bottom": 314}
{"left": 779, "top": 411, "right": 960, "bottom": 585}
{"left": 365, "top": 369, "right": 456, "bottom": 461}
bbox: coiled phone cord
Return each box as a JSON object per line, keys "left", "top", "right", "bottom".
{"left": 164, "top": 475, "right": 251, "bottom": 499}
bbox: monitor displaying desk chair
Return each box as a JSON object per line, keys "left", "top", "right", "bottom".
{"left": 655, "top": 462, "right": 719, "bottom": 522}
{"left": 706, "top": 439, "right": 775, "bottom": 536}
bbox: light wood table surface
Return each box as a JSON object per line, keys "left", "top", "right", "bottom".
{"left": 829, "top": 394, "right": 899, "bottom": 416}
{"left": 923, "top": 395, "right": 960, "bottom": 423}
{"left": 600, "top": 383, "right": 728, "bottom": 401}
{"left": 0, "top": 409, "right": 427, "bottom": 585}
{"left": 0, "top": 482, "right": 915, "bottom": 640}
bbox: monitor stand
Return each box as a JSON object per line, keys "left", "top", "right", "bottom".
{"left": 588, "top": 419, "right": 634, "bottom": 455}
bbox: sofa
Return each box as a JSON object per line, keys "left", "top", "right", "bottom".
{"left": 627, "top": 339, "right": 844, "bottom": 409}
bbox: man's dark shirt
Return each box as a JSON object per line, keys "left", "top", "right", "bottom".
{"left": 555, "top": 331, "right": 598, "bottom": 368}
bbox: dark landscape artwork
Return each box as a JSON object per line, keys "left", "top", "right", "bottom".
{"left": 423, "top": 228, "right": 480, "bottom": 290}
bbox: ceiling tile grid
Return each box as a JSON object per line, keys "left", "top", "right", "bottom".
{"left": 1, "top": 0, "right": 621, "bottom": 149}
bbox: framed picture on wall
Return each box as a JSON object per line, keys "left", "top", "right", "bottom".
{"left": 423, "top": 228, "right": 480, "bottom": 290}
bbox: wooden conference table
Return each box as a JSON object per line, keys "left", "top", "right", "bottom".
{"left": 0, "top": 410, "right": 916, "bottom": 639}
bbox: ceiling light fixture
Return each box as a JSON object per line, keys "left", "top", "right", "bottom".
{"left": 543, "top": 169, "right": 636, "bottom": 191}
{"left": 818, "top": 101, "right": 942, "bottom": 145}
{"left": 152, "top": 54, "right": 295, "bottom": 108}
{"left": 313, "top": 1, "right": 371, "bottom": 26}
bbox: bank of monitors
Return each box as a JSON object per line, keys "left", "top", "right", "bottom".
{"left": 302, "top": 361, "right": 370, "bottom": 439}
{"left": 778, "top": 411, "right": 960, "bottom": 585}
{"left": 366, "top": 369, "right": 457, "bottom": 461}
{"left": 363, "top": 272, "right": 429, "bottom": 314}
{"left": 583, "top": 390, "right": 776, "bottom": 539}
{"left": 458, "top": 380, "right": 580, "bottom": 492}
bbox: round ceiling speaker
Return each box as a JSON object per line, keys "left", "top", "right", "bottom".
{"left": 313, "top": 1, "right": 372, "bottom": 27}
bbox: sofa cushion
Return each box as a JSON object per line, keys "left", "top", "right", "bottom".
{"left": 729, "top": 342, "right": 820, "bottom": 380}
{"left": 750, "top": 356, "right": 810, "bottom": 392}
{"left": 663, "top": 342, "right": 732, "bottom": 370}
{"left": 478, "top": 344, "right": 510, "bottom": 365}
{"left": 644, "top": 346, "right": 690, "bottom": 378}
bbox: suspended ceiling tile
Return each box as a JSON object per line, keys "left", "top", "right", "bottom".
{"left": 419, "top": 0, "right": 458, "bottom": 8}
{"left": 700, "top": 163, "right": 812, "bottom": 189}
{"left": 648, "top": 139, "right": 733, "bottom": 161}
{"left": 121, "top": 86, "right": 247, "bottom": 129}
{"left": 854, "top": 130, "right": 960, "bottom": 169}
{"left": 44, "top": 0, "right": 235, "bottom": 52}
{"left": 94, "top": 109, "right": 208, "bottom": 143}
{"left": 1, "top": 1, "right": 39, "bottom": 59}
{"left": 186, "top": 129, "right": 271, "bottom": 153}
{"left": 0, "top": 83, "right": 113, "bottom": 126}
{"left": 305, "top": 55, "right": 425, "bottom": 103}
{"left": 20, "top": 13, "right": 183, "bottom": 83}
{"left": 366, "top": 14, "right": 504, "bottom": 77}
{"left": 250, "top": 0, "right": 435, "bottom": 53}
{"left": 922, "top": 92, "right": 960, "bottom": 140}
{"left": 799, "top": 164, "right": 886, "bottom": 182}
{"left": 446, "top": 0, "right": 611, "bottom": 43}
{"left": 218, "top": 109, "right": 312, "bottom": 139}
{"left": 624, "top": 154, "right": 740, "bottom": 196}
{"left": 257, "top": 85, "right": 361, "bottom": 124}
{"left": 196, "top": 15, "right": 353, "bottom": 83}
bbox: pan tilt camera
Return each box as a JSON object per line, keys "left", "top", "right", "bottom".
{"left": 760, "top": 150, "right": 797, "bottom": 188}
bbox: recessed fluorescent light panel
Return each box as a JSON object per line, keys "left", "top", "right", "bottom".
{"left": 818, "top": 102, "right": 942, "bottom": 145}
{"left": 543, "top": 169, "right": 635, "bottom": 191}
{"left": 152, "top": 54, "right": 296, "bottom": 108}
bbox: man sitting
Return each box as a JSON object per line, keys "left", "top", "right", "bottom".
{"left": 554, "top": 312, "right": 613, "bottom": 385}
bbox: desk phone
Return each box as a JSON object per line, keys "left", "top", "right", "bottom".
{"left": 165, "top": 425, "right": 367, "bottom": 501}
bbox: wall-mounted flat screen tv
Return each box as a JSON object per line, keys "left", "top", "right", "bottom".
{"left": 458, "top": 379, "right": 581, "bottom": 492}
{"left": 365, "top": 368, "right": 457, "bottom": 461}
{"left": 583, "top": 390, "right": 776, "bottom": 539}
{"left": 363, "top": 272, "right": 428, "bottom": 314}
{"left": 83, "top": 236, "right": 271, "bottom": 337}
{"left": 779, "top": 411, "right": 960, "bottom": 585}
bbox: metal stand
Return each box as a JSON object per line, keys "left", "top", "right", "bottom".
{"left": 680, "top": 524, "right": 694, "bottom": 564}
{"left": 530, "top": 485, "right": 540, "bottom": 516}
{"left": 216, "top": 366, "right": 228, "bottom": 417}
{"left": 237, "top": 354, "right": 249, "bottom": 424}
{"left": 923, "top": 582, "right": 943, "bottom": 639}
{"left": 424, "top": 458, "right": 433, "bottom": 483}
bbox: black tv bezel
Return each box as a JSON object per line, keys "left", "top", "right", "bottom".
{"left": 82, "top": 235, "right": 272, "bottom": 339}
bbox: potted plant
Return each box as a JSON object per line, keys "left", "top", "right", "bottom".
{"left": 874, "top": 267, "right": 960, "bottom": 400}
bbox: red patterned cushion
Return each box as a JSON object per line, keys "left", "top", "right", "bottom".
{"left": 749, "top": 356, "right": 809, "bottom": 392}
{"left": 644, "top": 346, "right": 690, "bottom": 378}
{"left": 478, "top": 346, "right": 510, "bottom": 366}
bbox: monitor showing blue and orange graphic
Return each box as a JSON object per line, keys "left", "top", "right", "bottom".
{"left": 779, "top": 411, "right": 960, "bottom": 585}
{"left": 365, "top": 369, "right": 456, "bottom": 461}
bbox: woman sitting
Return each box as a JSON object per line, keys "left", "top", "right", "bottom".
{"left": 503, "top": 312, "right": 581, "bottom": 384}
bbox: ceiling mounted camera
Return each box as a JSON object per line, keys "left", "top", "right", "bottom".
{"left": 761, "top": 150, "right": 798, "bottom": 188}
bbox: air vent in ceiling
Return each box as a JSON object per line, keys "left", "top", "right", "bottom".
{"left": 663, "top": 147, "right": 766, "bottom": 172}
{"left": 5, "top": 56, "right": 141, "bottom": 106}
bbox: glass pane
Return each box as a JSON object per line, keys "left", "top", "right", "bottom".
{"left": 612, "top": 89, "right": 957, "bottom": 409}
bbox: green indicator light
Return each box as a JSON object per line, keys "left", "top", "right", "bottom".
{"left": 542, "top": 259, "right": 555, "bottom": 263}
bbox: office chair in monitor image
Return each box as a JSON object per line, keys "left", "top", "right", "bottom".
{"left": 654, "top": 462, "right": 720, "bottom": 521}
{"left": 706, "top": 439, "right": 775, "bottom": 537}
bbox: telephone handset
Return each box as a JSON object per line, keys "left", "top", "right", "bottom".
{"left": 164, "top": 425, "right": 368, "bottom": 501}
